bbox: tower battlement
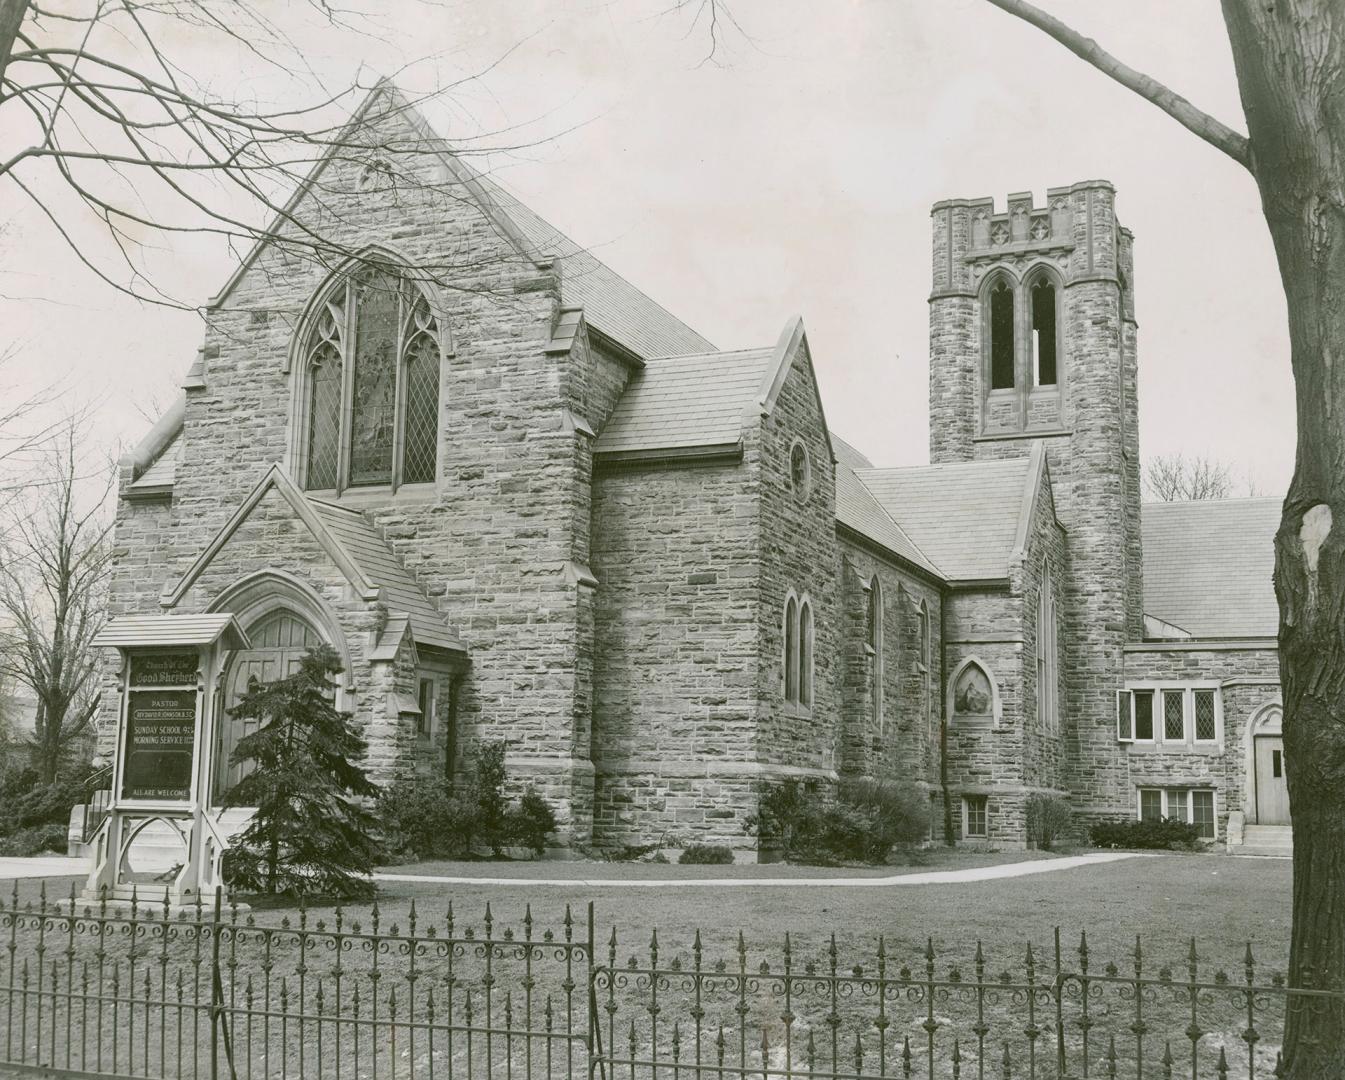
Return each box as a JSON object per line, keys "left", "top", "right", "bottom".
{"left": 930, "top": 180, "right": 1131, "bottom": 301}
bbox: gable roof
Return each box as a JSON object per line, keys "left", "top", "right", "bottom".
{"left": 208, "top": 81, "right": 711, "bottom": 363}
{"left": 594, "top": 346, "right": 775, "bottom": 457}
{"left": 161, "top": 465, "right": 462, "bottom": 652}
{"left": 1142, "top": 497, "right": 1281, "bottom": 639}
{"left": 834, "top": 461, "right": 942, "bottom": 577}
{"left": 857, "top": 456, "right": 1035, "bottom": 581}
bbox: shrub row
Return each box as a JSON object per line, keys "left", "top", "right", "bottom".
{"left": 1089, "top": 818, "right": 1203, "bottom": 850}
{"left": 754, "top": 778, "right": 929, "bottom": 865}
{"left": 378, "top": 741, "right": 557, "bottom": 860}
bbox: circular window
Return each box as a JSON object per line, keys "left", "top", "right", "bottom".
{"left": 789, "top": 440, "right": 811, "bottom": 502}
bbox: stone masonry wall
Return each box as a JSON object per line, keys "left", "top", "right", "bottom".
{"left": 1122, "top": 644, "right": 1280, "bottom": 838}
{"left": 589, "top": 457, "right": 760, "bottom": 850}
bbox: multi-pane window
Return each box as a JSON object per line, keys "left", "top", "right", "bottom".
{"left": 1117, "top": 686, "right": 1220, "bottom": 745}
{"left": 1194, "top": 690, "right": 1217, "bottom": 741}
{"left": 1137, "top": 787, "right": 1217, "bottom": 840}
{"left": 783, "top": 593, "right": 813, "bottom": 711}
{"left": 963, "top": 795, "right": 988, "bottom": 839}
{"left": 302, "top": 266, "right": 441, "bottom": 492}
{"left": 1163, "top": 690, "right": 1186, "bottom": 741}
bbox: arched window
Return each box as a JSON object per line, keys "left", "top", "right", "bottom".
{"left": 784, "top": 595, "right": 799, "bottom": 704}
{"left": 867, "top": 577, "right": 883, "bottom": 728}
{"left": 918, "top": 599, "right": 932, "bottom": 739}
{"left": 1037, "top": 562, "right": 1060, "bottom": 734}
{"left": 989, "top": 279, "right": 1015, "bottom": 390}
{"left": 1030, "top": 277, "right": 1058, "bottom": 387}
{"left": 799, "top": 600, "right": 814, "bottom": 709}
{"left": 301, "top": 265, "right": 442, "bottom": 491}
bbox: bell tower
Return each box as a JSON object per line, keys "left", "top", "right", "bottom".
{"left": 927, "top": 180, "right": 1142, "bottom": 822}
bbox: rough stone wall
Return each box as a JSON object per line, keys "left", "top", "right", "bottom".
{"left": 755, "top": 335, "right": 841, "bottom": 780}
{"left": 1122, "top": 645, "right": 1280, "bottom": 837}
{"left": 589, "top": 457, "right": 760, "bottom": 849}
{"left": 926, "top": 182, "right": 1139, "bottom": 832}
{"left": 1017, "top": 471, "right": 1068, "bottom": 797}
{"left": 97, "top": 94, "right": 615, "bottom": 840}
{"left": 834, "top": 540, "right": 943, "bottom": 794}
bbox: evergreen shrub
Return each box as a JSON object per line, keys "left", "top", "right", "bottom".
{"left": 1089, "top": 818, "right": 1202, "bottom": 850}
{"left": 678, "top": 843, "right": 734, "bottom": 864}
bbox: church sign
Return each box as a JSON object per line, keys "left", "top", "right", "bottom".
{"left": 121, "top": 692, "right": 196, "bottom": 800}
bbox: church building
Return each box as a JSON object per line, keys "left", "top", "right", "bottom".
{"left": 101, "top": 84, "right": 1288, "bottom": 856}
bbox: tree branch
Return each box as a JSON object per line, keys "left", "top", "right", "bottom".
{"left": 982, "top": 0, "right": 1252, "bottom": 170}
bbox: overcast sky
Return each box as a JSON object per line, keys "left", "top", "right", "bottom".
{"left": 2, "top": 0, "right": 1294, "bottom": 496}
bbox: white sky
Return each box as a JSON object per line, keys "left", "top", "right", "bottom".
{"left": 1, "top": 0, "right": 1295, "bottom": 495}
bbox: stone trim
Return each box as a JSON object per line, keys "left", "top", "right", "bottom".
{"left": 122, "top": 396, "right": 184, "bottom": 481}
{"left": 161, "top": 464, "right": 379, "bottom": 608}
{"left": 1124, "top": 639, "right": 1277, "bottom": 653}
{"left": 593, "top": 759, "right": 837, "bottom": 781}
{"left": 593, "top": 443, "right": 743, "bottom": 468}
{"left": 972, "top": 429, "right": 1072, "bottom": 443}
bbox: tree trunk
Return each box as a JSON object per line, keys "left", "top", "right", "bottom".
{"left": 0, "top": 0, "right": 27, "bottom": 84}
{"left": 1222, "top": 3, "right": 1345, "bottom": 1072}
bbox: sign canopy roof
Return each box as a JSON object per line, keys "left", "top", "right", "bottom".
{"left": 94, "top": 613, "right": 250, "bottom": 651}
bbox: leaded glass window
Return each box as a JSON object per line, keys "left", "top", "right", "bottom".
{"left": 784, "top": 597, "right": 798, "bottom": 704}
{"left": 301, "top": 265, "right": 442, "bottom": 492}
{"left": 1163, "top": 690, "right": 1186, "bottom": 741}
{"left": 1194, "top": 689, "right": 1217, "bottom": 741}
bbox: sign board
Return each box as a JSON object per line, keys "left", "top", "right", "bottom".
{"left": 120, "top": 653, "right": 199, "bottom": 801}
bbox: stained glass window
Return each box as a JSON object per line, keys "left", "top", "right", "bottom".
{"left": 1194, "top": 689, "right": 1217, "bottom": 741}
{"left": 1163, "top": 690, "right": 1186, "bottom": 741}
{"left": 402, "top": 298, "right": 440, "bottom": 485}
{"left": 348, "top": 271, "right": 400, "bottom": 486}
{"left": 784, "top": 597, "right": 798, "bottom": 703}
{"left": 305, "top": 303, "right": 343, "bottom": 489}
{"left": 799, "top": 600, "right": 813, "bottom": 709}
{"left": 301, "top": 266, "right": 442, "bottom": 491}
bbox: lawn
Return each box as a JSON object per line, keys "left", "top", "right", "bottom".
{"left": 0, "top": 853, "right": 1293, "bottom": 1079}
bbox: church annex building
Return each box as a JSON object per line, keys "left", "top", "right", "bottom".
{"left": 101, "top": 85, "right": 1288, "bottom": 857}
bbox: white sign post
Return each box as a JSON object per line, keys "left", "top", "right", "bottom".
{"left": 87, "top": 614, "right": 249, "bottom": 907}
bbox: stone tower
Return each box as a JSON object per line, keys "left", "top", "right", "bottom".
{"left": 927, "top": 180, "right": 1141, "bottom": 822}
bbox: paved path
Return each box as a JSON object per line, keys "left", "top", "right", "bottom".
{"left": 0, "top": 855, "right": 87, "bottom": 880}
{"left": 373, "top": 851, "right": 1147, "bottom": 888}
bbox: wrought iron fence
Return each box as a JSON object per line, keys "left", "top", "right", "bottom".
{"left": 0, "top": 881, "right": 1338, "bottom": 1080}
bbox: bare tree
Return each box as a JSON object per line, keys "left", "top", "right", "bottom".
{"left": 0, "top": 422, "right": 111, "bottom": 783}
{"left": 0, "top": 0, "right": 545, "bottom": 310}
{"left": 1143, "top": 453, "right": 1235, "bottom": 502}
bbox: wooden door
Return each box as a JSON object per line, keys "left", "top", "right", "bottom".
{"left": 216, "top": 611, "right": 323, "bottom": 804}
{"left": 1254, "top": 735, "right": 1290, "bottom": 824}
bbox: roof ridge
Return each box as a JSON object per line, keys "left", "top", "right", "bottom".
{"left": 1143, "top": 495, "right": 1283, "bottom": 508}
{"left": 643, "top": 345, "right": 772, "bottom": 362}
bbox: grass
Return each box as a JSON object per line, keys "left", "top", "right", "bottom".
{"left": 0, "top": 853, "right": 1294, "bottom": 1079}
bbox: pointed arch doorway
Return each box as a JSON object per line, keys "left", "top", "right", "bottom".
{"left": 216, "top": 609, "right": 326, "bottom": 802}
{"left": 1249, "top": 703, "right": 1289, "bottom": 825}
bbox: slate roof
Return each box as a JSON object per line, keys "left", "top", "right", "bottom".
{"left": 1141, "top": 498, "right": 1281, "bottom": 639}
{"left": 484, "top": 182, "right": 715, "bottom": 360}
{"left": 594, "top": 347, "right": 775, "bottom": 456}
{"left": 856, "top": 458, "right": 1034, "bottom": 581}
{"left": 829, "top": 434, "right": 940, "bottom": 576}
{"left": 830, "top": 434, "right": 874, "bottom": 471}
{"left": 306, "top": 497, "right": 462, "bottom": 652}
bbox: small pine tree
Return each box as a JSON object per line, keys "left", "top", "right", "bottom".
{"left": 222, "top": 646, "right": 382, "bottom": 899}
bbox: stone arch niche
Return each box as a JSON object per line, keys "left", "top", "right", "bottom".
{"left": 209, "top": 571, "right": 351, "bottom": 804}
{"left": 947, "top": 656, "right": 1002, "bottom": 729}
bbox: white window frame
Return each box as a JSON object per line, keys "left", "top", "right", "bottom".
{"left": 1118, "top": 682, "right": 1222, "bottom": 747}
{"left": 1135, "top": 786, "right": 1218, "bottom": 840}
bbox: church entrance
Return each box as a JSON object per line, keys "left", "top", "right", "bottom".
{"left": 1254, "top": 735, "right": 1289, "bottom": 824}
{"left": 216, "top": 609, "right": 325, "bottom": 803}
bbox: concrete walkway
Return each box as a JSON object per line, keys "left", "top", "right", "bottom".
{"left": 373, "top": 850, "right": 1147, "bottom": 889}
{"left": 0, "top": 855, "right": 87, "bottom": 881}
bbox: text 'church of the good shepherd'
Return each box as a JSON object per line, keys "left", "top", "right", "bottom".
{"left": 100, "top": 83, "right": 1289, "bottom": 857}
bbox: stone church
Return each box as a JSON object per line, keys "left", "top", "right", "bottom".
{"left": 101, "top": 84, "right": 1289, "bottom": 856}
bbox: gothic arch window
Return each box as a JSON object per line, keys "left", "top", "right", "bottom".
{"left": 867, "top": 576, "right": 883, "bottom": 729}
{"left": 784, "top": 594, "right": 799, "bottom": 704}
{"left": 298, "top": 263, "right": 442, "bottom": 492}
{"left": 1037, "top": 561, "right": 1060, "bottom": 734}
{"left": 988, "top": 277, "right": 1015, "bottom": 390}
{"left": 1029, "top": 275, "right": 1058, "bottom": 387}
{"left": 918, "top": 598, "right": 932, "bottom": 740}
{"left": 783, "top": 591, "right": 814, "bottom": 711}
